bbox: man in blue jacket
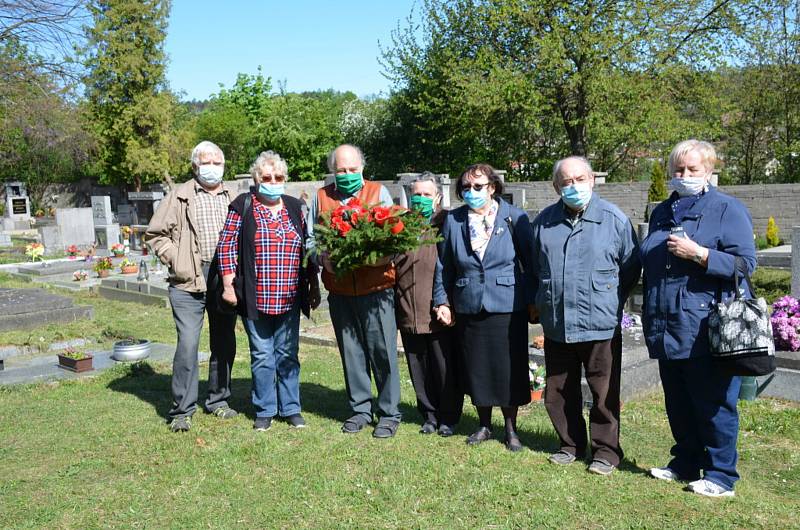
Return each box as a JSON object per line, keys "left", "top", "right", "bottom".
{"left": 531, "top": 156, "right": 641, "bottom": 475}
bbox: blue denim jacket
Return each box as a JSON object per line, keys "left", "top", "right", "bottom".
{"left": 640, "top": 187, "right": 756, "bottom": 360}
{"left": 531, "top": 195, "right": 641, "bottom": 343}
{"left": 433, "top": 198, "right": 535, "bottom": 314}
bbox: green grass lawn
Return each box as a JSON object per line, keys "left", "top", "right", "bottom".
{"left": 0, "top": 277, "right": 798, "bottom": 528}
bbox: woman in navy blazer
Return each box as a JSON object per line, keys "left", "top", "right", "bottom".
{"left": 641, "top": 140, "right": 757, "bottom": 497}
{"left": 433, "top": 163, "right": 536, "bottom": 451}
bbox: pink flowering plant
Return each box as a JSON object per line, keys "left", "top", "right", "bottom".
{"left": 770, "top": 295, "right": 800, "bottom": 351}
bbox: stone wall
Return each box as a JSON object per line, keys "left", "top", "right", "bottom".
{"left": 506, "top": 181, "right": 794, "bottom": 236}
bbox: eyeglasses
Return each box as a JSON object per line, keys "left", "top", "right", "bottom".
{"left": 462, "top": 182, "right": 490, "bottom": 192}
{"left": 260, "top": 174, "right": 286, "bottom": 183}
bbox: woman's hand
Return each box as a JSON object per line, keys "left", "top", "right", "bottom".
{"left": 308, "top": 275, "right": 321, "bottom": 310}
{"left": 435, "top": 305, "right": 454, "bottom": 327}
{"left": 667, "top": 234, "right": 708, "bottom": 264}
{"left": 221, "top": 284, "right": 237, "bottom": 306}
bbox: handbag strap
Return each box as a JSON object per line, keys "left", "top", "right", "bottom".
{"left": 717, "top": 256, "right": 753, "bottom": 302}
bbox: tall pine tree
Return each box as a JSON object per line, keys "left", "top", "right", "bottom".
{"left": 82, "top": 0, "right": 172, "bottom": 190}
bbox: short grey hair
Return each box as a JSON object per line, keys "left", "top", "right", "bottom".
{"left": 668, "top": 139, "right": 717, "bottom": 176}
{"left": 250, "top": 150, "right": 289, "bottom": 182}
{"left": 552, "top": 156, "right": 593, "bottom": 183}
{"left": 191, "top": 141, "right": 224, "bottom": 166}
{"left": 410, "top": 171, "right": 442, "bottom": 195}
{"left": 326, "top": 144, "right": 366, "bottom": 172}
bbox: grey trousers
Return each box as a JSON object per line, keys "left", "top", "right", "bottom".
{"left": 167, "top": 277, "right": 237, "bottom": 419}
{"left": 328, "top": 288, "right": 401, "bottom": 422}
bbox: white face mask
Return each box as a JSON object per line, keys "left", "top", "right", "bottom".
{"left": 669, "top": 176, "right": 707, "bottom": 197}
{"left": 197, "top": 164, "right": 224, "bottom": 186}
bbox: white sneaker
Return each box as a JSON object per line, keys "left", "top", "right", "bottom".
{"left": 649, "top": 467, "right": 681, "bottom": 482}
{"left": 688, "top": 479, "right": 735, "bottom": 497}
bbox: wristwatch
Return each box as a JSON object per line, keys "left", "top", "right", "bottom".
{"left": 692, "top": 247, "right": 706, "bottom": 264}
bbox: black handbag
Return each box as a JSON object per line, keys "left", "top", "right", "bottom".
{"left": 708, "top": 257, "right": 776, "bottom": 376}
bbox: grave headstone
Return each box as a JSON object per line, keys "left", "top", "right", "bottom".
{"left": 3, "top": 181, "right": 31, "bottom": 228}
{"left": 0, "top": 232, "right": 11, "bottom": 247}
{"left": 55, "top": 208, "right": 95, "bottom": 247}
{"left": 91, "top": 195, "right": 121, "bottom": 249}
{"left": 0, "top": 287, "right": 93, "bottom": 332}
{"left": 116, "top": 204, "right": 136, "bottom": 225}
{"left": 127, "top": 191, "right": 164, "bottom": 226}
{"left": 38, "top": 225, "right": 63, "bottom": 255}
{"left": 792, "top": 226, "right": 800, "bottom": 297}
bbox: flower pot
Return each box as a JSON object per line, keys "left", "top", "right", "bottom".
{"left": 121, "top": 265, "right": 138, "bottom": 274}
{"left": 530, "top": 388, "right": 544, "bottom": 402}
{"left": 111, "top": 339, "right": 151, "bottom": 362}
{"left": 96, "top": 269, "right": 110, "bottom": 278}
{"left": 57, "top": 353, "right": 93, "bottom": 373}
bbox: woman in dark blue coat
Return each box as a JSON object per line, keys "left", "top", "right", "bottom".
{"left": 433, "top": 163, "right": 536, "bottom": 452}
{"left": 640, "top": 140, "right": 756, "bottom": 497}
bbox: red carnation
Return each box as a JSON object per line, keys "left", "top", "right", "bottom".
{"left": 389, "top": 219, "right": 405, "bottom": 234}
{"left": 372, "top": 206, "right": 391, "bottom": 226}
{"left": 347, "top": 197, "right": 362, "bottom": 208}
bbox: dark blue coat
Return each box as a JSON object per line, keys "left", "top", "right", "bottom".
{"left": 640, "top": 187, "right": 757, "bottom": 360}
{"left": 433, "top": 198, "right": 535, "bottom": 314}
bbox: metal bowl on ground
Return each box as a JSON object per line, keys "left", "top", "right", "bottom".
{"left": 112, "top": 339, "right": 151, "bottom": 362}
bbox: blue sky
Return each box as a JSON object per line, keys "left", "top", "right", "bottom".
{"left": 164, "top": 0, "right": 419, "bottom": 101}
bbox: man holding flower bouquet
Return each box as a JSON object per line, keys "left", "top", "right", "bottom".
{"left": 306, "top": 144, "right": 402, "bottom": 438}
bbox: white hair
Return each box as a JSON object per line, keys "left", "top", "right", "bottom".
{"left": 668, "top": 139, "right": 717, "bottom": 176}
{"left": 552, "top": 156, "right": 593, "bottom": 183}
{"left": 190, "top": 141, "right": 224, "bottom": 166}
{"left": 250, "top": 150, "right": 289, "bottom": 182}
{"left": 410, "top": 171, "right": 442, "bottom": 195}
{"left": 326, "top": 144, "right": 366, "bottom": 172}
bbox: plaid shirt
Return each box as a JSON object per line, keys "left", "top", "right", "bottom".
{"left": 217, "top": 196, "right": 303, "bottom": 315}
{"left": 194, "top": 182, "right": 230, "bottom": 262}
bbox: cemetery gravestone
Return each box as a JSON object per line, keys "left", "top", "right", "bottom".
{"left": 0, "top": 288, "right": 93, "bottom": 332}
{"left": 55, "top": 208, "right": 95, "bottom": 247}
{"left": 3, "top": 181, "right": 31, "bottom": 230}
{"left": 91, "top": 196, "right": 120, "bottom": 249}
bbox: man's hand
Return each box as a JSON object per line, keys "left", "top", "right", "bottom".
{"left": 435, "top": 305, "right": 455, "bottom": 327}
{"left": 527, "top": 304, "right": 540, "bottom": 324}
{"left": 320, "top": 252, "right": 335, "bottom": 274}
{"left": 221, "top": 285, "right": 237, "bottom": 306}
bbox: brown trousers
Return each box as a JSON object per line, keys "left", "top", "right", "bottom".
{"left": 543, "top": 334, "right": 623, "bottom": 466}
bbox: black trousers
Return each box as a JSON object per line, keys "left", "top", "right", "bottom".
{"left": 401, "top": 330, "right": 464, "bottom": 426}
{"left": 543, "top": 334, "right": 623, "bottom": 466}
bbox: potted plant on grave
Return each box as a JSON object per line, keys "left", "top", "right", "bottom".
{"left": 110, "top": 242, "right": 126, "bottom": 257}
{"left": 57, "top": 347, "right": 94, "bottom": 373}
{"left": 72, "top": 270, "right": 88, "bottom": 281}
{"left": 25, "top": 242, "right": 44, "bottom": 262}
{"left": 93, "top": 256, "right": 113, "bottom": 278}
{"left": 529, "top": 361, "right": 546, "bottom": 402}
{"left": 66, "top": 244, "right": 79, "bottom": 258}
{"left": 119, "top": 257, "right": 138, "bottom": 274}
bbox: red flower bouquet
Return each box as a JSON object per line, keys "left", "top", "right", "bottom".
{"left": 314, "top": 197, "right": 438, "bottom": 275}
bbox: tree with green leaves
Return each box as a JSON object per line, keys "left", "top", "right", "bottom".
{"left": 383, "top": 0, "right": 758, "bottom": 178}
{"left": 648, "top": 161, "right": 669, "bottom": 203}
{"left": 82, "top": 0, "right": 173, "bottom": 191}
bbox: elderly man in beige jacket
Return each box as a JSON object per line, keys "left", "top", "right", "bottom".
{"left": 145, "top": 141, "right": 238, "bottom": 432}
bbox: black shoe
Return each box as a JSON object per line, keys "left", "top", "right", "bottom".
{"left": 505, "top": 431, "right": 523, "bottom": 452}
{"left": 341, "top": 415, "right": 371, "bottom": 434}
{"left": 209, "top": 406, "right": 238, "bottom": 419}
{"left": 466, "top": 426, "right": 492, "bottom": 445}
{"left": 437, "top": 424, "right": 455, "bottom": 437}
{"left": 253, "top": 417, "right": 272, "bottom": 431}
{"left": 420, "top": 421, "right": 437, "bottom": 434}
{"left": 285, "top": 413, "right": 306, "bottom": 428}
{"left": 373, "top": 419, "right": 400, "bottom": 438}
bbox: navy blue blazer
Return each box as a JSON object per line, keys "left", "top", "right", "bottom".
{"left": 433, "top": 197, "right": 535, "bottom": 314}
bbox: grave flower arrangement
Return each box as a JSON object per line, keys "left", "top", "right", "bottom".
{"left": 66, "top": 244, "right": 79, "bottom": 258}
{"left": 529, "top": 361, "right": 546, "bottom": 391}
{"left": 313, "top": 197, "right": 438, "bottom": 275}
{"left": 57, "top": 347, "right": 93, "bottom": 372}
{"left": 119, "top": 258, "right": 138, "bottom": 274}
{"left": 72, "top": 270, "right": 88, "bottom": 281}
{"left": 770, "top": 295, "right": 800, "bottom": 351}
{"left": 24, "top": 242, "right": 44, "bottom": 262}
{"left": 93, "top": 256, "right": 113, "bottom": 273}
{"left": 110, "top": 243, "right": 126, "bottom": 256}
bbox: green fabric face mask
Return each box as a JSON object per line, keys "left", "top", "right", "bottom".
{"left": 410, "top": 195, "right": 435, "bottom": 219}
{"left": 335, "top": 172, "right": 363, "bottom": 196}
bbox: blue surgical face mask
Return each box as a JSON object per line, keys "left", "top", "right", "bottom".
{"left": 258, "top": 182, "right": 284, "bottom": 201}
{"left": 196, "top": 164, "right": 224, "bottom": 186}
{"left": 463, "top": 188, "right": 488, "bottom": 210}
{"left": 560, "top": 182, "right": 592, "bottom": 210}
